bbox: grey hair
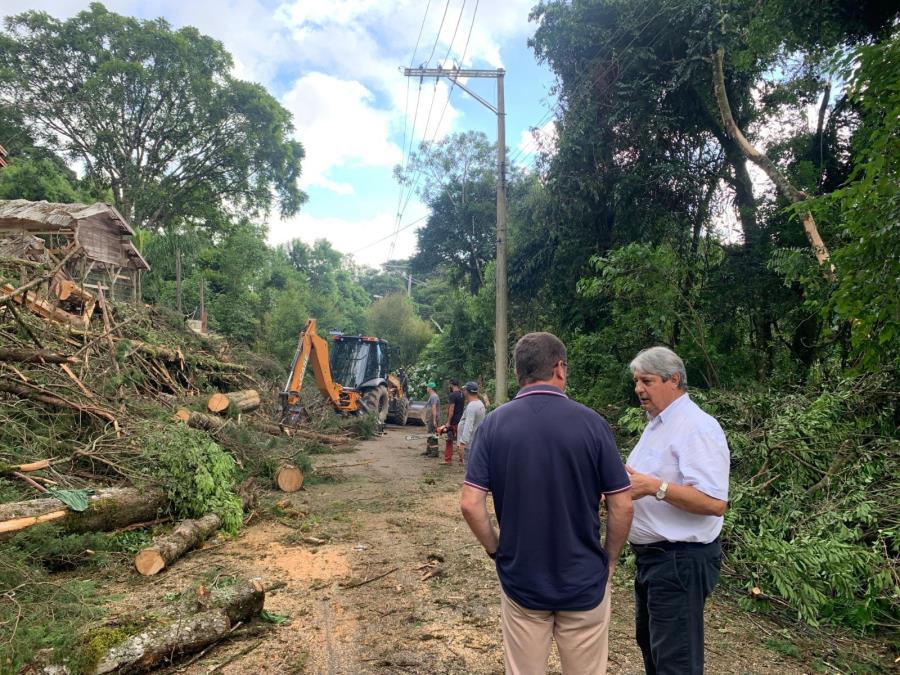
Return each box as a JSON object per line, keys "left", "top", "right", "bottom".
{"left": 629, "top": 346, "right": 688, "bottom": 390}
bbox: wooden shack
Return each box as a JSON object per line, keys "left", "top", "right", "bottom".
{"left": 0, "top": 199, "right": 149, "bottom": 302}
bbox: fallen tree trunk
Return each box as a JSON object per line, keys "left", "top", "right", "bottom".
{"left": 275, "top": 462, "right": 304, "bottom": 493}
{"left": 175, "top": 408, "right": 226, "bottom": 432}
{"left": 134, "top": 512, "right": 226, "bottom": 576}
{"left": 91, "top": 580, "right": 267, "bottom": 673}
{"left": 0, "top": 347, "right": 76, "bottom": 364}
{"left": 207, "top": 389, "right": 260, "bottom": 414}
{"left": 134, "top": 487, "right": 255, "bottom": 576}
{"left": 0, "top": 487, "right": 167, "bottom": 538}
{"left": 94, "top": 609, "right": 232, "bottom": 674}
{"left": 252, "top": 420, "right": 291, "bottom": 437}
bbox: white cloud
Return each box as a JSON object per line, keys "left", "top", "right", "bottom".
{"left": 282, "top": 73, "right": 403, "bottom": 193}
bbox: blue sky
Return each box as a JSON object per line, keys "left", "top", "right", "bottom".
{"left": 5, "top": 0, "right": 558, "bottom": 267}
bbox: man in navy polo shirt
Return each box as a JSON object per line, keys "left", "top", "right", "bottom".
{"left": 461, "top": 332, "right": 633, "bottom": 674}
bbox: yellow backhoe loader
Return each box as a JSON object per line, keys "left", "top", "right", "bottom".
{"left": 279, "top": 318, "right": 411, "bottom": 427}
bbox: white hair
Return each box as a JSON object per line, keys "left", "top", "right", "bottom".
{"left": 629, "top": 346, "right": 687, "bottom": 390}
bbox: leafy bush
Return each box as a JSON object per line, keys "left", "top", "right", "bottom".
{"left": 711, "top": 377, "right": 896, "bottom": 630}
{"left": 142, "top": 424, "right": 243, "bottom": 533}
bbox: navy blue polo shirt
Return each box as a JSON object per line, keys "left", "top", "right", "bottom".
{"left": 464, "top": 384, "right": 630, "bottom": 611}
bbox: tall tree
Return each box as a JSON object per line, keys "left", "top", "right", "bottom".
{"left": 396, "top": 131, "right": 497, "bottom": 293}
{"left": 0, "top": 3, "right": 307, "bottom": 230}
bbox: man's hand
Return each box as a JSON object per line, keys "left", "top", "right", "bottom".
{"left": 625, "top": 465, "right": 662, "bottom": 499}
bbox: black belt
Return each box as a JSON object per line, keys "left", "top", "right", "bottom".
{"left": 631, "top": 537, "right": 719, "bottom": 553}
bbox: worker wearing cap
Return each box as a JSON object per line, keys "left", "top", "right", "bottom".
{"left": 455, "top": 381, "right": 485, "bottom": 467}
{"left": 423, "top": 382, "right": 441, "bottom": 457}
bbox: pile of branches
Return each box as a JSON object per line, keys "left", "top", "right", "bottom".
{"left": 0, "top": 255, "right": 258, "bottom": 486}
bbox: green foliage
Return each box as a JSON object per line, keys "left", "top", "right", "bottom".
{"left": 0, "top": 547, "right": 102, "bottom": 673}
{"left": 0, "top": 156, "right": 86, "bottom": 202}
{"left": 713, "top": 377, "right": 898, "bottom": 630}
{"left": 7, "top": 524, "right": 113, "bottom": 571}
{"left": 818, "top": 35, "right": 900, "bottom": 372}
{"left": 142, "top": 424, "right": 243, "bottom": 533}
{"left": 364, "top": 294, "right": 433, "bottom": 366}
{"left": 400, "top": 132, "right": 498, "bottom": 293}
{"left": 0, "top": 2, "right": 307, "bottom": 231}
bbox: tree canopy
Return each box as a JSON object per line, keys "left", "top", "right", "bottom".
{"left": 0, "top": 2, "right": 307, "bottom": 231}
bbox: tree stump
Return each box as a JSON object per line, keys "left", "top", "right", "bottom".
{"left": 275, "top": 463, "right": 304, "bottom": 493}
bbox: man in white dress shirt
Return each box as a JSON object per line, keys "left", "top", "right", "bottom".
{"left": 624, "top": 346, "right": 730, "bottom": 675}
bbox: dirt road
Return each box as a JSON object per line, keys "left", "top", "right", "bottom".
{"left": 131, "top": 427, "right": 804, "bottom": 674}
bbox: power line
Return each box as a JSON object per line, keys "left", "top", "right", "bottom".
{"left": 392, "top": 0, "right": 481, "bottom": 232}
{"left": 391, "top": 0, "right": 480, "bottom": 257}
{"left": 424, "top": 0, "right": 452, "bottom": 66}
{"left": 352, "top": 214, "right": 429, "bottom": 254}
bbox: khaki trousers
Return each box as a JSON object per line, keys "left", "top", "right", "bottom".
{"left": 500, "top": 586, "right": 612, "bottom": 675}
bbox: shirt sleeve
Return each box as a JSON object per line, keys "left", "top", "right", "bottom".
{"left": 677, "top": 424, "right": 730, "bottom": 501}
{"left": 464, "top": 416, "right": 491, "bottom": 491}
{"left": 595, "top": 418, "right": 631, "bottom": 494}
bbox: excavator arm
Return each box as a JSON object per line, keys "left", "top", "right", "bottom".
{"left": 281, "top": 319, "right": 360, "bottom": 420}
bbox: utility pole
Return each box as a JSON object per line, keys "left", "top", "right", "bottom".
{"left": 402, "top": 66, "right": 508, "bottom": 403}
{"left": 407, "top": 272, "right": 412, "bottom": 297}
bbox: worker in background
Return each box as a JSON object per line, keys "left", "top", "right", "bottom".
{"left": 461, "top": 332, "right": 633, "bottom": 674}
{"left": 423, "top": 381, "right": 441, "bottom": 457}
{"left": 625, "top": 346, "right": 730, "bottom": 675}
{"left": 439, "top": 378, "right": 464, "bottom": 465}
{"left": 455, "top": 381, "right": 485, "bottom": 468}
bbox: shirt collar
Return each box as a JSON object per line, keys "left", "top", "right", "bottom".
{"left": 648, "top": 392, "right": 690, "bottom": 426}
{"left": 514, "top": 384, "right": 568, "bottom": 399}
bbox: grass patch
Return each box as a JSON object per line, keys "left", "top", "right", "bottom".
{"left": 0, "top": 548, "right": 104, "bottom": 673}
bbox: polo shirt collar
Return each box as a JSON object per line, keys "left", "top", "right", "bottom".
{"left": 515, "top": 384, "right": 568, "bottom": 399}
{"left": 648, "top": 392, "right": 690, "bottom": 426}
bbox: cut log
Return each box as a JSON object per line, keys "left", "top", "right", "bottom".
{"left": 134, "top": 512, "right": 225, "bottom": 576}
{"left": 0, "top": 348, "right": 76, "bottom": 364}
{"left": 275, "top": 463, "right": 304, "bottom": 493}
{"left": 173, "top": 408, "right": 191, "bottom": 422}
{"left": 92, "top": 580, "right": 266, "bottom": 673}
{"left": 252, "top": 420, "right": 291, "bottom": 437}
{"left": 134, "top": 488, "right": 255, "bottom": 576}
{"left": 93, "top": 609, "right": 231, "bottom": 674}
{"left": 175, "top": 409, "right": 226, "bottom": 432}
{"left": 207, "top": 389, "right": 260, "bottom": 414}
{"left": 0, "top": 487, "right": 167, "bottom": 538}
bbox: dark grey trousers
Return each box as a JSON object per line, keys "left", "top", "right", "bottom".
{"left": 633, "top": 539, "right": 721, "bottom": 675}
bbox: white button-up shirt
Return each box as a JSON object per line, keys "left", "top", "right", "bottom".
{"left": 626, "top": 394, "right": 730, "bottom": 544}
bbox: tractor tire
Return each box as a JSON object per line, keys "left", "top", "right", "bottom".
{"left": 397, "top": 396, "right": 410, "bottom": 426}
{"left": 361, "top": 385, "right": 390, "bottom": 424}
{"left": 386, "top": 395, "right": 410, "bottom": 426}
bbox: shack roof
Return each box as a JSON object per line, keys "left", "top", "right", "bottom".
{"left": 0, "top": 199, "right": 149, "bottom": 270}
{"left": 0, "top": 199, "right": 134, "bottom": 235}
